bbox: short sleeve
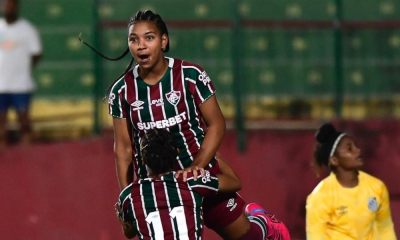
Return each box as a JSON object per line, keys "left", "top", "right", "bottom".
{"left": 27, "top": 23, "right": 42, "bottom": 55}
{"left": 187, "top": 170, "right": 219, "bottom": 197}
{"left": 108, "top": 78, "right": 129, "bottom": 119}
{"left": 183, "top": 63, "right": 216, "bottom": 106}
{"left": 306, "top": 191, "right": 331, "bottom": 240}
{"left": 118, "top": 184, "right": 134, "bottom": 222}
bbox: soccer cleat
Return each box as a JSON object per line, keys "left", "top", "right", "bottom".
{"left": 245, "top": 203, "right": 291, "bottom": 240}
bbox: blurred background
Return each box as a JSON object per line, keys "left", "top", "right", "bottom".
{"left": 1, "top": 0, "right": 400, "bottom": 239}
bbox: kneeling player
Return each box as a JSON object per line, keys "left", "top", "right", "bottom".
{"left": 115, "top": 128, "right": 278, "bottom": 240}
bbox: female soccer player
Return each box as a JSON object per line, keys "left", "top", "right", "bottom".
{"left": 105, "top": 10, "right": 246, "bottom": 239}
{"left": 115, "top": 128, "right": 270, "bottom": 240}
{"left": 306, "top": 123, "right": 397, "bottom": 239}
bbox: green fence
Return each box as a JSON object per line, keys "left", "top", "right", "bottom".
{"left": 12, "top": 0, "right": 400, "bottom": 136}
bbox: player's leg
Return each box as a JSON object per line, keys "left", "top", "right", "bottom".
{"left": 0, "top": 94, "right": 10, "bottom": 149}
{"left": 12, "top": 93, "right": 33, "bottom": 145}
{"left": 238, "top": 215, "right": 268, "bottom": 240}
{"left": 203, "top": 193, "right": 269, "bottom": 240}
{"left": 202, "top": 154, "right": 266, "bottom": 239}
{"left": 202, "top": 193, "right": 249, "bottom": 240}
{"left": 245, "top": 203, "right": 291, "bottom": 240}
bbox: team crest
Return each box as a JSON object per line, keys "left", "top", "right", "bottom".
{"left": 367, "top": 197, "right": 378, "bottom": 212}
{"left": 165, "top": 90, "right": 181, "bottom": 106}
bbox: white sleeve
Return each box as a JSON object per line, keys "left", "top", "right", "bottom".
{"left": 27, "top": 23, "right": 42, "bottom": 55}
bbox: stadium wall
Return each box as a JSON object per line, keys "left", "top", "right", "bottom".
{"left": 1, "top": 121, "right": 399, "bottom": 239}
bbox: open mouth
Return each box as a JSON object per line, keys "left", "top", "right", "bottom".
{"left": 138, "top": 54, "right": 150, "bottom": 62}
{"left": 356, "top": 155, "right": 363, "bottom": 161}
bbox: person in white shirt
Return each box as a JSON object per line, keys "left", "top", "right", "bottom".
{"left": 0, "top": 0, "right": 42, "bottom": 149}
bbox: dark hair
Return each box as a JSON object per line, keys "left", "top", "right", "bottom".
{"left": 141, "top": 128, "right": 178, "bottom": 176}
{"left": 313, "top": 123, "right": 344, "bottom": 168}
{"left": 79, "top": 10, "right": 169, "bottom": 99}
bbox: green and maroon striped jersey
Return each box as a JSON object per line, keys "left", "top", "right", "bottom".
{"left": 109, "top": 57, "right": 217, "bottom": 178}
{"left": 118, "top": 170, "right": 219, "bottom": 240}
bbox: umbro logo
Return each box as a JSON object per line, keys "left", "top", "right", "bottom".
{"left": 226, "top": 198, "right": 237, "bottom": 211}
{"left": 131, "top": 100, "right": 144, "bottom": 111}
{"left": 336, "top": 206, "right": 348, "bottom": 215}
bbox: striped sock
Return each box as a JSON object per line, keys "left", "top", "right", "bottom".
{"left": 238, "top": 215, "right": 268, "bottom": 240}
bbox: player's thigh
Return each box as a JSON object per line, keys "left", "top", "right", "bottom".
{"left": 202, "top": 192, "right": 246, "bottom": 230}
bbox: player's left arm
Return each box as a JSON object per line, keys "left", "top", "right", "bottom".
{"left": 375, "top": 183, "right": 397, "bottom": 239}
{"left": 215, "top": 154, "right": 242, "bottom": 193}
{"left": 187, "top": 161, "right": 241, "bottom": 196}
{"left": 191, "top": 94, "right": 225, "bottom": 168}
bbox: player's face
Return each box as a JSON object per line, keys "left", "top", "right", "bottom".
{"left": 333, "top": 136, "right": 363, "bottom": 170}
{"left": 128, "top": 21, "right": 168, "bottom": 70}
{"left": 1, "top": 0, "right": 18, "bottom": 19}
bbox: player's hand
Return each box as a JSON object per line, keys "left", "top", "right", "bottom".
{"left": 115, "top": 202, "right": 131, "bottom": 226}
{"left": 175, "top": 166, "right": 205, "bottom": 182}
{"left": 114, "top": 202, "right": 124, "bottom": 223}
{"left": 115, "top": 203, "right": 137, "bottom": 238}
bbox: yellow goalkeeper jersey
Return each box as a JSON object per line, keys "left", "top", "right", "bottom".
{"left": 306, "top": 171, "right": 397, "bottom": 240}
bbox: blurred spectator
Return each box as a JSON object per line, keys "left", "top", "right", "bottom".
{"left": 0, "top": 0, "right": 42, "bottom": 149}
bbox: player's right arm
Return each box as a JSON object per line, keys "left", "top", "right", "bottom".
{"left": 113, "top": 118, "right": 133, "bottom": 190}
{"left": 306, "top": 184, "right": 331, "bottom": 240}
{"left": 109, "top": 79, "right": 133, "bottom": 190}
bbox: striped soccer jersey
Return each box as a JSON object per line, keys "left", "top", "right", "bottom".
{"left": 109, "top": 57, "right": 217, "bottom": 178}
{"left": 118, "top": 170, "right": 219, "bottom": 240}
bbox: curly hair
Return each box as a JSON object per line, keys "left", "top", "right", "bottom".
{"left": 141, "top": 128, "right": 178, "bottom": 176}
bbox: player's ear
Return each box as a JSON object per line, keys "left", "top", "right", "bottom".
{"left": 161, "top": 34, "right": 168, "bottom": 51}
{"left": 329, "top": 156, "right": 338, "bottom": 167}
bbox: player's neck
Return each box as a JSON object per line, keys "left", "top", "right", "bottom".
{"left": 139, "top": 57, "right": 168, "bottom": 85}
{"left": 334, "top": 169, "right": 359, "bottom": 188}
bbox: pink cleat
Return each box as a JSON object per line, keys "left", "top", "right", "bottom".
{"left": 245, "top": 203, "right": 291, "bottom": 240}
